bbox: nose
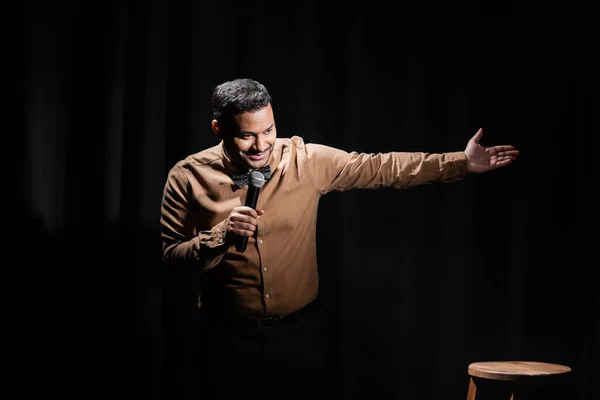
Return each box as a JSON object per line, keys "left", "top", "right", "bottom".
{"left": 253, "top": 135, "right": 268, "bottom": 153}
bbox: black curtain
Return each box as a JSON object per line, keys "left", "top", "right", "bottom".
{"left": 19, "top": 1, "right": 597, "bottom": 399}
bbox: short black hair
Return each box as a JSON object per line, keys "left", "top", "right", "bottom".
{"left": 212, "top": 78, "right": 272, "bottom": 127}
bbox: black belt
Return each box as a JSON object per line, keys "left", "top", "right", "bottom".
{"left": 206, "top": 298, "right": 321, "bottom": 329}
{"left": 251, "top": 299, "right": 320, "bottom": 328}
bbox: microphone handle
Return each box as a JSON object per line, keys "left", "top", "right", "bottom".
{"left": 235, "top": 185, "right": 261, "bottom": 252}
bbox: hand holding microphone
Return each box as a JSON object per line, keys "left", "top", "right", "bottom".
{"left": 230, "top": 170, "right": 266, "bottom": 252}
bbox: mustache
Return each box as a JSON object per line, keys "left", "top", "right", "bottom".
{"left": 244, "top": 146, "right": 272, "bottom": 155}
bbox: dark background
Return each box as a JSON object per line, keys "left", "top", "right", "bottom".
{"left": 19, "top": 1, "right": 597, "bottom": 399}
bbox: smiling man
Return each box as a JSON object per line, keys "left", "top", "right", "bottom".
{"left": 212, "top": 103, "right": 276, "bottom": 168}
{"left": 159, "top": 78, "right": 519, "bottom": 399}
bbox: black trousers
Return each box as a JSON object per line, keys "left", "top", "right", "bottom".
{"left": 191, "top": 301, "right": 335, "bottom": 400}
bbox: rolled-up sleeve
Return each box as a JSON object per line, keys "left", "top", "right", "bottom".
{"left": 160, "top": 164, "right": 230, "bottom": 270}
{"left": 302, "top": 141, "right": 468, "bottom": 194}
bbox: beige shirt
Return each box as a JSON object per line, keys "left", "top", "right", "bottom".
{"left": 160, "top": 136, "right": 468, "bottom": 319}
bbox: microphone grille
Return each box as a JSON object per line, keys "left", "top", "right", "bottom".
{"left": 249, "top": 171, "right": 266, "bottom": 187}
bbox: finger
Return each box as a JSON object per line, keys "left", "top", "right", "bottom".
{"left": 231, "top": 221, "right": 257, "bottom": 235}
{"left": 239, "top": 214, "right": 259, "bottom": 225}
{"left": 494, "top": 159, "right": 513, "bottom": 168}
{"left": 229, "top": 227, "right": 255, "bottom": 238}
{"left": 471, "top": 128, "right": 483, "bottom": 143}
{"left": 235, "top": 206, "right": 259, "bottom": 218}
{"left": 490, "top": 145, "right": 517, "bottom": 152}
{"left": 489, "top": 150, "right": 519, "bottom": 160}
{"left": 230, "top": 211, "right": 259, "bottom": 226}
{"left": 496, "top": 152, "right": 519, "bottom": 159}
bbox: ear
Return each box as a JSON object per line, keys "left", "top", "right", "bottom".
{"left": 211, "top": 120, "right": 222, "bottom": 140}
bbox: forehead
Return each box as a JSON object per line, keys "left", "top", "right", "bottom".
{"left": 233, "top": 104, "right": 274, "bottom": 131}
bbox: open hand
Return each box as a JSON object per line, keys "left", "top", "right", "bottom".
{"left": 465, "top": 128, "right": 519, "bottom": 173}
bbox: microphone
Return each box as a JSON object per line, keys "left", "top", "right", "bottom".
{"left": 235, "top": 170, "right": 266, "bottom": 252}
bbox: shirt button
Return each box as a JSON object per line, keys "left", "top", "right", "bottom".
{"left": 263, "top": 267, "right": 268, "bottom": 271}
{"left": 258, "top": 239, "right": 263, "bottom": 244}
{"left": 264, "top": 294, "right": 270, "bottom": 299}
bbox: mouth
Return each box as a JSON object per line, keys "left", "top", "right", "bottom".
{"left": 246, "top": 153, "right": 265, "bottom": 161}
{"left": 245, "top": 148, "right": 270, "bottom": 161}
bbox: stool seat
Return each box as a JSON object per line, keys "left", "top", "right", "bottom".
{"left": 466, "top": 361, "right": 571, "bottom": 400}
{"left": 468, "top": 361, "right": 571, "bottom": 381}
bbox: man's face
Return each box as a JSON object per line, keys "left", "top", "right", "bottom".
{"left": 214, "top": 103, "right": 277, "bottom": 170}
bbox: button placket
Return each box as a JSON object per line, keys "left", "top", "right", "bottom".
{"left": 257, "top": 209, "right": 271, "bottom": 310}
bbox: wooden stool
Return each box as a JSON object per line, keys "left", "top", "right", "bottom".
{"left": 466, "top": 361, "right": 571, "bottom": 400}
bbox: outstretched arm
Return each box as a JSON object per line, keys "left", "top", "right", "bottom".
{"left": 464, "top": 128, "right": 519, "bottom": 173}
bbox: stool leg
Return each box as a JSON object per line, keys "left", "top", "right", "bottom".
{"left": 467, "top": 377, "right": 515, "bottom": 400}
{"left": 467, "top": 377, "right": 477, "bottom": 400}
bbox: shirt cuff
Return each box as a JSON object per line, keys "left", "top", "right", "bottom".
{"left": 198, "top": 219, "right": 229, "bottom": 249}
{"left": 445, "top": 151, "right": 468, "bottom": 182}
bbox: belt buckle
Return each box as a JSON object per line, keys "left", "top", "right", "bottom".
{"left": 256, "top": 316, "right": 286, "bottom": 329}
{"left": 256, "top": 317, "right": 272, "bottom": 329}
